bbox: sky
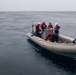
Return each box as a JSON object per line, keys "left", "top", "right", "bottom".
{"left": 0, "top": 0, "right": 76, "bottom": 11}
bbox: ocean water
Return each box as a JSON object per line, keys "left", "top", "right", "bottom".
{"left": 0, "top": 11, "right": 76, "bottom": 75}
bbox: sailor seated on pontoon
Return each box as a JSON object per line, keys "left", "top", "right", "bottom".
{"left": 46, "top": 31, "right": 58, "bottom": 42}
{"left": 46, "top": 31, "right": 54, "bottom": 42}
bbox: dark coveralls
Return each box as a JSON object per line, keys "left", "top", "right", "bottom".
{"left": 35, "top": 24, "right": 41, "bottom": 37}
{"left": 54, "top": 25, "right": 60, "bottom": 42}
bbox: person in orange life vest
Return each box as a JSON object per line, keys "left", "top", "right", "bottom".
{"left": 41, "top": 21, "right": 47, "bottom": 30}
{"left": 54, "top": 23, "right": 60, "bottom": 35}
{"left": 46, "top": 31, "right": 55, "bottom": 42}
{"left": 35, "top": 22, "right": 42, "bottom": 37}
{"left": 54, "top": 23, "right": 60, "bottom": 42}
{"left": 48, "top": 22, "right": 53, "bottom": 29}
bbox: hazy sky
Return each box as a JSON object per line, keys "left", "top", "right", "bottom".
{"left": 0, "top": 0, "right": 76, "bottom": 11}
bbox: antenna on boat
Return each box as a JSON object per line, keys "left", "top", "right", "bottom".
{"left": 32, "top": 24, "right": 34, "bottom": 34}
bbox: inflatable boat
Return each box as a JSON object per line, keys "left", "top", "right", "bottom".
{"left": 27, "top": 29, "right": 76, "bottom": 60}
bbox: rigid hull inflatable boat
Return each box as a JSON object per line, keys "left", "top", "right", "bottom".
{"left": 27, "top": 29, "right": 76, "bottom": 59}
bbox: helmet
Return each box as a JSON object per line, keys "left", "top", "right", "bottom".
{"left": 55, "top": 23, "right": 58, "bottom": 26}
{"left": 49, "top": 22, "right": 51, "bottom": 24}
{"left": 38, "top": 22, "right": 41, "bottom": 24}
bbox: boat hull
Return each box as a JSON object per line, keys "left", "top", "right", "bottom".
{"left": 27, "top": 33, "right": 76, "bottom": 60}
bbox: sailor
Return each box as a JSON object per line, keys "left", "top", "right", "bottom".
{"left": 48, "top": 22, "right": 53, "bottom": 29}
{"left": 35, "top": 22, "right": 42, "bottom": 37}
{"left": 54, "top": 23, "right": 60, "bottom": 42}
{"left": 41, "top": 21, "right": 47, "bottom": 30}
{"left": 54, "top": 23, "right": 60, "bottom": 34}
{"left": 46, "top": 31, "right": 55, "bottom": 42}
